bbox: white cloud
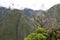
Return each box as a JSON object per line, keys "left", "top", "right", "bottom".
{"left": 0, "top": 0, "right": 60, "bottom": 10}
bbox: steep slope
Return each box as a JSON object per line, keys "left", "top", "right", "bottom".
{"left": 0, "top": 9, "right": 32, "bottom": 40}
{"left": 47, "top": 4, "right": 60, "bottom": 24}
{"left": 0, "top": 7, "right": 10, "bottom": 27}
{"left": 30, "top": 10, "right": 47, "bottom": 27}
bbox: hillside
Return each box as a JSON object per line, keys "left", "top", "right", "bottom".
{"left": 0, "top": 7, "right": 10, "bottom": 27}
{"left": 47, "top": 4, "right": 60, "bottom": 24}
{"left": 0, "top": 9, "right": 33, "bottom": 40}
{"left": 29, "top": 4, "right": 60, "bottom": 28}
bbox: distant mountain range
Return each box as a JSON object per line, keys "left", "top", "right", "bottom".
{"left": 23, "top": 8, "right": 39, "bottom": 17}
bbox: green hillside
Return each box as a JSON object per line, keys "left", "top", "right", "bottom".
{"left": 0, "top": 9, "right": 32, "bottom": 40}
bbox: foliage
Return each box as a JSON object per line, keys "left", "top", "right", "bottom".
{"left": 47, "top": 25, "right": 60, "bottom": 40}
{"left": 24, "top": 27, "right": 48, "bottom": 40}
{"left": 24, "top": 25, "right": 60, "bottom": 40}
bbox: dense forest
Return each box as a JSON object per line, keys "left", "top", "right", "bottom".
{"left": 0, "top": 4, "right": 60, "bottom": 40}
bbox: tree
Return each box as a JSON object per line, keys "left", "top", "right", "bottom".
{"left": 47, "top": 25, "right": 60, "bottom": 40}
{"left": 24, "top": 27, "right": 48, "bottom": 40}
{"left": 33, "top": 12, "right": 46, "bottom": 27}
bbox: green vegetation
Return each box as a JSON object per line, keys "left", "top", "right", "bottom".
{"left": 24, "top": 27, "right": 48, "bottom": 40}
{"left": 24, "top": 25, "right": 60, "bottom": 40}
{"left": 0, "top": 9, "right": 32, "bottom": 40}
{"left": 47, "top": 25, "right": 60, "bottom": 40}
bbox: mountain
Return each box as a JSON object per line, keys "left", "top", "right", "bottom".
{"left": 0, "top": 9, "right": 33, "bottom": 40}
{"left": 0, "top": 7, "right": 10, "bottom": 18}
{"left": 28, "top": 4, "right": 60, "bottom": 28}
{"left": 0, "top": 7, "right": 10, "bottom": 27}
{"left": 0, "top": 4, "right": 60, "bottom": 40}
{"left": 47, "top": 4, "right": 60, "bottom": 24}
{"left": 23, "top": 8, "right": 39, "bottom": 17}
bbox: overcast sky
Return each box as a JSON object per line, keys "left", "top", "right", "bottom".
{"left": 0, "top": 0, "right": 60, "bottom": 10}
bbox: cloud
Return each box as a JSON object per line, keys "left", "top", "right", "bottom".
{"left": 0, "top": 0, "right": 60, "bottom": 10}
